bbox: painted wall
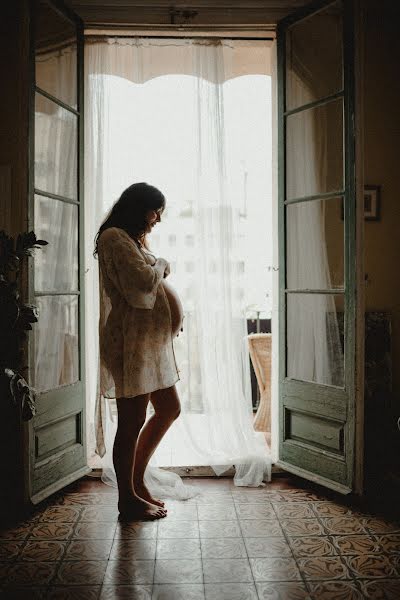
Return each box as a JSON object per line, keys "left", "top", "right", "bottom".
{"left": 0, "top": 1, "right": 30, "bottom": 236}
{"left": 363, "top": 0, "right": 400, "bottom": 406}
{"left": 0, "top": 0, "right": 31, "bottom": 514}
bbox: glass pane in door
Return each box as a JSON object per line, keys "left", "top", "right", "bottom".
{"left": 286, "top": 98, "right": 344, "bottom": 200}
{"left": 286, "top": 197, "right": 344, "bottom": 290}
{"left": 286, "top": 0, "right": 343, "bottom": 110}
{"left": 34, "top": 194, "right": 79, "bottom": 292}
{"left": 35, "top": 0, "right": 77, "bottom": 108}
{"left": 33, "top": 295, "right": 79, "bottom": 392}
{"left": 286, "top": 292, "right": 344, "bottom": 387}
{"left": 35, "top": 93, "right": 78, "bottom": 199}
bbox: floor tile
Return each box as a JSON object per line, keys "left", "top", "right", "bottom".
{"left": 240, "top": 519, "right": 283, "bottom": 538}
{"left": 0, "top": 586, "right": 47, "bottom": 599}
{"left": 204, "top": 582, "right": 257, "bottom": 599}
{"left": 111, "top": 539, "right": 157, "bottom": 560}
{"left": 273, "top": 503, "right": 315, "bottom": 519}
{"left": 164, "top": 503, "right": 198, "bottom": 520}
{"left": 64, "top": 539, "right": 113, "bottom": 561}
{"left": 244, "top": 537, "right": 292, "bottom": 558}
{"left": 201, "top": 537, "right": 247, "bottom": 559}
{"left": 29, "top": 523, "right": 75, "bottom": 540}
{"left": 104, "top": 560, "right": 155, "bottom": 585}
{"left": 1, "top": 477, "right": 400, "bottom": 600}
{"left": 376, "top": 533, "right": 400, "bottom": 554}
{"left": 279, "top": 518, "right": 326, "bottom": 537}
{"left": 0, "top": 541, "right": 25, "bottom": 560}
{"left": 116, "top": 522, "right": 157, "bottom": 539}
{"left": 296, "top": 556, "right": 351, "bottom": 580}
{"left": 333, "top": 534, "right": 380, "bottom": 555}
{"left": 0, "top": 524, "right": 32, "bottom": 540}
{"left": 256, "top": 581, "right": 311, "bottom": 599}
{"left": 154, "top": 559, "right": 203, "bottom": 584}
{"left": 277, "top": 490, "right": 323, "bottom": 502}
{"left": 46, "top": 586, "right": 101, "bottom": 599}
{"left": 391, "top": 553, "right": 400, "bottom": 572}
{"left": 311, "top": 502, "right": 357, "bottom": 518}
{"left": 38, "top": 507, "right": 81, "bottom": 523}
{"left": 345, "top": 553, "right": 398, "bottom": 578}
{"left": 196, "top": 494, "right": 234, "bottom": 505}
{"left": 55, "top": 560, "right": 108, "bottom": 585}
{"left": 250, "top": 557, "right": 301, "bottom": 582}
{"left": 157, "top": 520, "right": 199, "bottom": 539}
{"left": 100, "top": 585, "right": 153, "bottom": 599}
{"left": 203, "top": 558, "right": 253, "bottom": 583}
{"left": 360, "top": 578, "right": 400, "bottom": 599}
{"left": 152, "top": 583, "right": 205, "bottom": 599}
{"left": 1, "top": 561, "right": 57, "bottom": 585}
{"left": 19, "top": 540, "right": 66, "bottom": 561}
{"left": 232, "top": 491, "right": 271, "bottom": 504}
{"left": 318, "top": 517, "right": 367, "bottom": 535}
{"left": 73, "top": 522, "right": 117, "bottom": 540}
{"left": 156, "top": 538, "right": 201, "bottom": 559}
{"left": 59, "top": 493, "right": 104, "bottom": 506}
{"left": 22, "top": 509, "right": 48, "bottom": 525}
{"left": 307, "top": 580, "right": 363, "bottom": 599}
{"left": 65, "top": 480, "right": 116, "bottom": 494}
{"left": 235, "top": 504, "right": 275, "bottom": 519}
{"left": 289, "top": 536, "right": 338, "bottom": 557}
{"left": 189, "top": 478, "right": 233, "bottom": 492}
{"left": 0, "top": 560, "right": 10, "bottom": 583}
{"left": 80, "top": 507, "right": 119, "bottom": 522}
{"left": 199, "top": 521, "right": 241, "bottom": 538}
{"left": 197, "top": 505, "right": 237, "bottom": 521}
{"left": 362, "top": 517, "right": 400, "bottom": 535}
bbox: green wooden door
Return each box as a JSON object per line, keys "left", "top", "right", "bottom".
{"left": 277, "top": 0, "right": 360, "bottom": 493}
{"left": 28, "top": 0, "right": 90, "bottom": 503}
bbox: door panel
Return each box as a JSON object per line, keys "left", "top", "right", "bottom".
{"left": 29, "top": 0, "right": 89, "bottom": 503}
{"left": 278, "top": 0, "right": 358, "bottom": 493}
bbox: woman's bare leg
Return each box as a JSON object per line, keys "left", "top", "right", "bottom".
{"left": 133, "top": 385, "right": 181, "bottom": 506}
{"left": 114, "top": 395, "right": 167, "bottom": 520}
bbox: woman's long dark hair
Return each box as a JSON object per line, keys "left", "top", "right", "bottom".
{"left": 94, "top": 182, "right": 165, "bottom": 257}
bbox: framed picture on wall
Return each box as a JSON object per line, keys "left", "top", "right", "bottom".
{"left": 340, "top": 185, "right": 381, "bottom": 221}
{"left": 364, "top": 185, "right": 381, "bottom": 221}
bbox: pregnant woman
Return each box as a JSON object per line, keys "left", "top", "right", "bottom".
{"left": 94, "top": 182, "right": 184, "bottom": 520}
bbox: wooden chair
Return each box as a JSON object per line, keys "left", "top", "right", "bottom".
{"left": 247, "top": 333, "right": 272, "bottom": 433}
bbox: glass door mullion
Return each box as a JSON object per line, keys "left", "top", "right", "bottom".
{"left": 284, "top": 190, "right": 345, "bottom": 205}
{"left": 34, "top": 189, "right": 80, "bottom": 206}
{"left": 284, "top": 89, "right": 344, "bottom": 117}
{"left": 35, "top": 86, "right": 80, "bottom": 116}
{"left": 35, "top": 291, "right": 80, "bottom": 297}
{"left": 286, "top": 289, "right": 345, "bottom": 294}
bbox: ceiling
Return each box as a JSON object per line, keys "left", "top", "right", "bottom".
{"left": 65, "top": 0, "right": 313, "bottom": 28}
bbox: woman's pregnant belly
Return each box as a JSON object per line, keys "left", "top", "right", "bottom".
{"left": 162, "top": 279, "right": 184, "bottom": 337}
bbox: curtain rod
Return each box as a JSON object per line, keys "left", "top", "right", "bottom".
{"left": 85, "top": 34, "right": 275, "bottom": 41}
{"left": 84, "top": 27, "right": 275, "bottom": 41}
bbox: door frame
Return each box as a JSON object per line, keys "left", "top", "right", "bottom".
{"left": 352, "top": 0, "right": 365, "bottom": 495}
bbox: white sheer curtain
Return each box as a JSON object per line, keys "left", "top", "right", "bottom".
{"left": 33, "top": 46, "right": 79, "bottom": 392}
{"left": 285, "top": 68, "right": 344, "bottom": 387}
{"left": 85, "top": 38, "right": 273, "bottom": 492}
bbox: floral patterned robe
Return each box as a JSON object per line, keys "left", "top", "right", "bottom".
{"left": 95, "top": 226, "right": 179, "bottom": 457}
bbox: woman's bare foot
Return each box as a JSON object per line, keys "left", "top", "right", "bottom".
{"left": 118, "top": 494, "right": 167, "bottom": 520}
{"left": 135, "top": 482, "right": 165, "bottom": 508}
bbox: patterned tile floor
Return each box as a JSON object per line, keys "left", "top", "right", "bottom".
{"left": 0, "top": 475, "right": 399, "bottom": 599}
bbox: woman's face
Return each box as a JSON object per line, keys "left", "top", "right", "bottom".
{"left": 146, "top": 208, "right": 163, "bottom": 232}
